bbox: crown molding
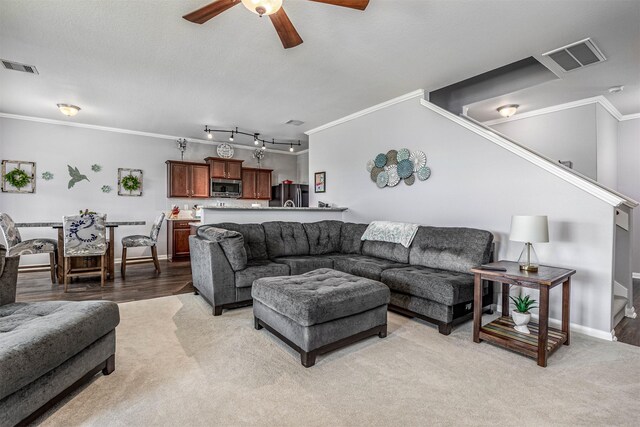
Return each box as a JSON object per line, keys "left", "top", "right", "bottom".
{"left": 481, "top": 95, "right": 639, "bottom": 126}
{"left": 0, "top": 112, "right": 305, "bottom": 156}
{"left": 305, "top": 89, "right": 425, "bottom": 136}
{"left": 421, "top": 99, "right": 637, "bottom": 208}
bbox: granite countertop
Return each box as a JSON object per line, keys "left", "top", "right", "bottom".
{"left": 200, "top": 207, "right": 348, "bottom": 211}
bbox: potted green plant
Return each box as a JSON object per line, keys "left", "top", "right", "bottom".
{"left": 510, "top": 294, "right": 538, "bottom": 334}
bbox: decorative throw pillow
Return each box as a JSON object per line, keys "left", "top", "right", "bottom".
{"left": 198, "top": 227, "right": 248, "bottom": 271}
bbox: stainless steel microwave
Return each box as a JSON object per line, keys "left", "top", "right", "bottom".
{"left": 211, "top": 179, "right": 242, "bottom": 198}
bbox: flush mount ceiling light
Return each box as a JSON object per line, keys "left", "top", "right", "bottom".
{"left": 497, "top": 104, "right": 519, "bottom": 118}
{"left": 56, "top": 104, "right": 81, "bottom": 117}
{"left": 608, "top": 85, "right": 624, "bottom": 94}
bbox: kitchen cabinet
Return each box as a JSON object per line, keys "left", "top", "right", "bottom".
{"left": 241, "top": 168, "right": 272, "bottom": 200}
{"left": 167, "top": 219, "right": 195, "bottom": 261}
{"left": 205, "top": 157, "right": 244, "bottom": 180}
{"left": 166, "top": 161, "right": 210, "bottom": 198}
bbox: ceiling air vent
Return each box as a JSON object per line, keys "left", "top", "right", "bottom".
{"left": 1, "top": 59, "right": 39, "bottom": 74}
{"left": 542, "top": 38, "right": 605, "bottom": 72}
{"left": 285, "top": 119, "right": 304, "bottom": 126}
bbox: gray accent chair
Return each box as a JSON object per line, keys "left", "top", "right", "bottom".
{"left": 190, "top": 220, "right": 494, "bottom": 334}
{"left": 121, "top": 212, "right": 165, "bottom": 278}
{"left": 0, "top": 245, "right": 120, "bottom": 426}
{"left": 62, "top": 213, "right": 108, "bottom": 290}
{"left": 0, "top": 213, "right": 58, "bottom": 284}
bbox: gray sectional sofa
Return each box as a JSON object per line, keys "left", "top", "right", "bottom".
{"left": 190, "top": 220, "right": 494, "bottom": 334}
{"left": 0, "top": 246, "right": 120, "bottom": 426}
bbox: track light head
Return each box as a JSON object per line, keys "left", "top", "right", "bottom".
{"left": 207, "top": 132, "right": 213, "bottom": 139}
{"left": 229, "top": 132, "right": 234, "bottom": 142}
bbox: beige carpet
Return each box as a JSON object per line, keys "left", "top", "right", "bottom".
{"left": 36, "top": 295, "right": 640, "bottom": 426}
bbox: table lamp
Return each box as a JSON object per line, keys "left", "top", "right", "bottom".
{"left": 509, "top": 215, "right": 549, "bottom": 272}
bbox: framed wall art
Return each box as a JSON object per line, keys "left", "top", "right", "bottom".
{"left": 314, "top": 171, "right": 326, "bottom": 193}
{"left": 117, "top": 168, "right": 143, "bottom": 196}
{"left": 1, "top": 160, "right": 36, "bottom": 193}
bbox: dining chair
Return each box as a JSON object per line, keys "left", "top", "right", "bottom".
{"left": 0, "top": 213, "right": 58, "bottom": 283}
{"left": 120, "top": 212, "right": 165, "bottom": 279}
{"left": 62, "top": 213, "right": 108, "bottom": 291}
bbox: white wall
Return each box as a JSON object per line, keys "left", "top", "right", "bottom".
{"left": 491, "top": 104, "right": 597, "bottom": 179}
{"left": 309, "top": 96, "right": 616, "bottom": 337}
{"left": 0, "top": 117, "right": 298, "bottom": 263}
{"left": 297, "top": 152, "right": 309, "bottom": 184}
{"left": 618, "top": 118, "right": 640, "bottom": 273}
{"left": 595, "top": 104, "right": 619, "bottom": 189}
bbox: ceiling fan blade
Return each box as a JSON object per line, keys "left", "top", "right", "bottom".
{"left": 183, "top": 0, "right": 240, "bottom": 24}
{"left": 269, "top": 8, "right": 303, "bottom": 49}
{"left": 308, "top": 0, "right": 369, "bottom": 10}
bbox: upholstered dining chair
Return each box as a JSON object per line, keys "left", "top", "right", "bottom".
{"left": 120, "top": 212, "right": 165, "bottom": 279}
{"left": 62, "top": 213, "right": 108, "bottom": 291}
{"left": 0, "top": 213, "right": 58, "bottom": 283}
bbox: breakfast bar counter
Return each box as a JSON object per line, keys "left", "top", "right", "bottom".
{"left": 198, "top": 206, "right": 348, "bottom": 225}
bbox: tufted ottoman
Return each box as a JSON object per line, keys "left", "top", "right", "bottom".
{"left": 252, "top": 268, "right": 390, "bottom": 367}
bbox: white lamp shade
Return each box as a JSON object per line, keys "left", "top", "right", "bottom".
{"left": 509, "top": 215, "right": 549, "bottom": 243}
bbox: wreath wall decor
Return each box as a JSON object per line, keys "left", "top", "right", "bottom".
{"left": 1, "top": 160, "right": 36, "bottom": 193}
{"left": 117, "top": 168, "right": 143, "bottom": 196}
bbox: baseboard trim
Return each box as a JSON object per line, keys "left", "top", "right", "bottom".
{"left": 495, "top": 304, "right": 614, "bottom": 341}
{"left": 18, "top": 254, "right": 170, "bottom": 272}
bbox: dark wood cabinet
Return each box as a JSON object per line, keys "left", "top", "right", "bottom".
{"left": 167, "top": 219, "right": 194, "bottom": 261}
{"left": 166, "top": 161, "right": 210, "bottom": 198}
{"left": 205, "top": 157, "right": 244, "bottom": 180}
{"left": 241, "top": 168, "right": 272, "bottom": 200}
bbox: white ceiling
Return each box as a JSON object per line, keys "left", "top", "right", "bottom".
{"left": 1, "top": 0, "right": 638, "bottom": 151}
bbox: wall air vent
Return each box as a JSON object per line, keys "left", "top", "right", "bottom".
{"left": 285, "top": 119, "right": 305, "bottom": 126}
{"left": 542, "top": 38, "right": 605, "bottom": 72}
{"left": 1, "top": 59, "right": 39, "bottom": 74}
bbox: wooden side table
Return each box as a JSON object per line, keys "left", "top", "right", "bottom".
{"left": 471, "top": 261, "right": 576, "bottom": 367}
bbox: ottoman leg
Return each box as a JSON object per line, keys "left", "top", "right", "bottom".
{"left": 254, "top": 317, "right": 263, "bottom": 330}
{"left": 301, "top": 350, "right": 317, "bottom": 368}
{"left": 378, "top": 324, "right": 388, "bottom": 338}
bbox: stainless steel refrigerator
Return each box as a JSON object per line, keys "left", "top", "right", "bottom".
{"left": 270, "top": 184, "right": 309, "bottom": 207}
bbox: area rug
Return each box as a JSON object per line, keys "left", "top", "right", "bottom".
{"left": 35, "top": 295, "right": 640, "bottom": 426}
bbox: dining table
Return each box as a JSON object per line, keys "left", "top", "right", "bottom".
{"left": 16, "top": 221, "right": 146, "bottom": 282}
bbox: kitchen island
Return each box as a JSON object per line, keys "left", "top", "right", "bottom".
{"left": 198, "top": 206, "right": 348, "bottom": 225}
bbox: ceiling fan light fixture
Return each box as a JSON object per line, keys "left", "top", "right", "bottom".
{"left": 497, "top": 104, "right": 519, "bottom": 118}
{"left": 241, "top": 0, "right": 282, "bottom": 16}
{"left": 57, "top": 103, "right": 81, "bottom": 117}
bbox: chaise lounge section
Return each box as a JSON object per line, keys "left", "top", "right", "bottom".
{"left": 189, "top": 220, "right": 494, "bottom": 334}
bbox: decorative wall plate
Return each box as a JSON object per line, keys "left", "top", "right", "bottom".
{"left": 396, "top": 159, "right": 414, "bottom": 179}
{"left": 417, "top": 166, "right": 431, "bottom": 181}
{"left": 374, "top": 153, "right": 388, "bottom": 168}
{"left": 376, "top": 171, "right": 389, "bottom": 188}
{"left": 387, "top": 168, "right": 400, "bottom": 187}
{"left": 409, "top": 150, "right": 427, "bottom": 172}
{"left": 386, "top": 150, "right": 398, "bottom": 165}
{"left": 366, "top": 159, "right": 375, "bottom": 172}
{"left": 397, "top": 148, "right": 410, "bottom": 161}
{"left": 217, "top": 143, "right": 234, "bottom": 159}
{"left": 370, "top": 167, "right": 383, "bottom": 182}
{"left": 404, "top": 174, "right": 415, "bottom": 185}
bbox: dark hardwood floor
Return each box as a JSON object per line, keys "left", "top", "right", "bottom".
{"left": 16, "top": 260, "right": 194, "bottom": 304}
{"left": 614, "top": 278, "right": 640, "bottom": 347}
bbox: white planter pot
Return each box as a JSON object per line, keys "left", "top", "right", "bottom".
{"left": 511, "top": 310, "right": 532, "bottom": 334}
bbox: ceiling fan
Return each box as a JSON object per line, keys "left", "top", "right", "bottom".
{"left": 183, "top": 0, "right": 370, "bottom": 49}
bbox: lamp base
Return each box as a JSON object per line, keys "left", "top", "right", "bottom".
{"left": 519, "top": 264, "right": 539, "bottom": 272}
{"left": 517, "top": 242, "right": 540, "bottom": 273}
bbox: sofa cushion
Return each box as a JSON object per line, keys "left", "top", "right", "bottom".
{"left": 204, "top": 223, "right": 268, "bottom": 261}
{"left": 381, "top": 265, "right": 485, "bottom": 306}
{"left": 409, "top": 226, "right": 493, "bottom": 274}
{"left": 0, "top": 300, "right": 119, "bottom": 400}
{"left": 252, "top": 268, "right": 390, "bottom": 327}
{"left": 362, "top": 240, "right": 410, "bottom": 264}
{"left": 234, "top": 260, "right": 290, "bottom": 288}
{"left": 272, "top": 256, "right": 334, "bottom": 275}
{"left": 196, "top": 226, "right": 247, "bottom": 271}
{"left": 262, "top": 221, "right": 310, "bottom": 258}
{"left": 303, "top": 220, "right": 343, "bottom": 255}
{"left": 330, "top": 254, "right": 409, "bottom": 281}
{"left": 339, "top": 223, "right": 367, "bottom": 254}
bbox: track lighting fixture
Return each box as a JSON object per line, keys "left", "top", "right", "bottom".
{"left": 202, "top": 126, "right": 303, "bottom": 150}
